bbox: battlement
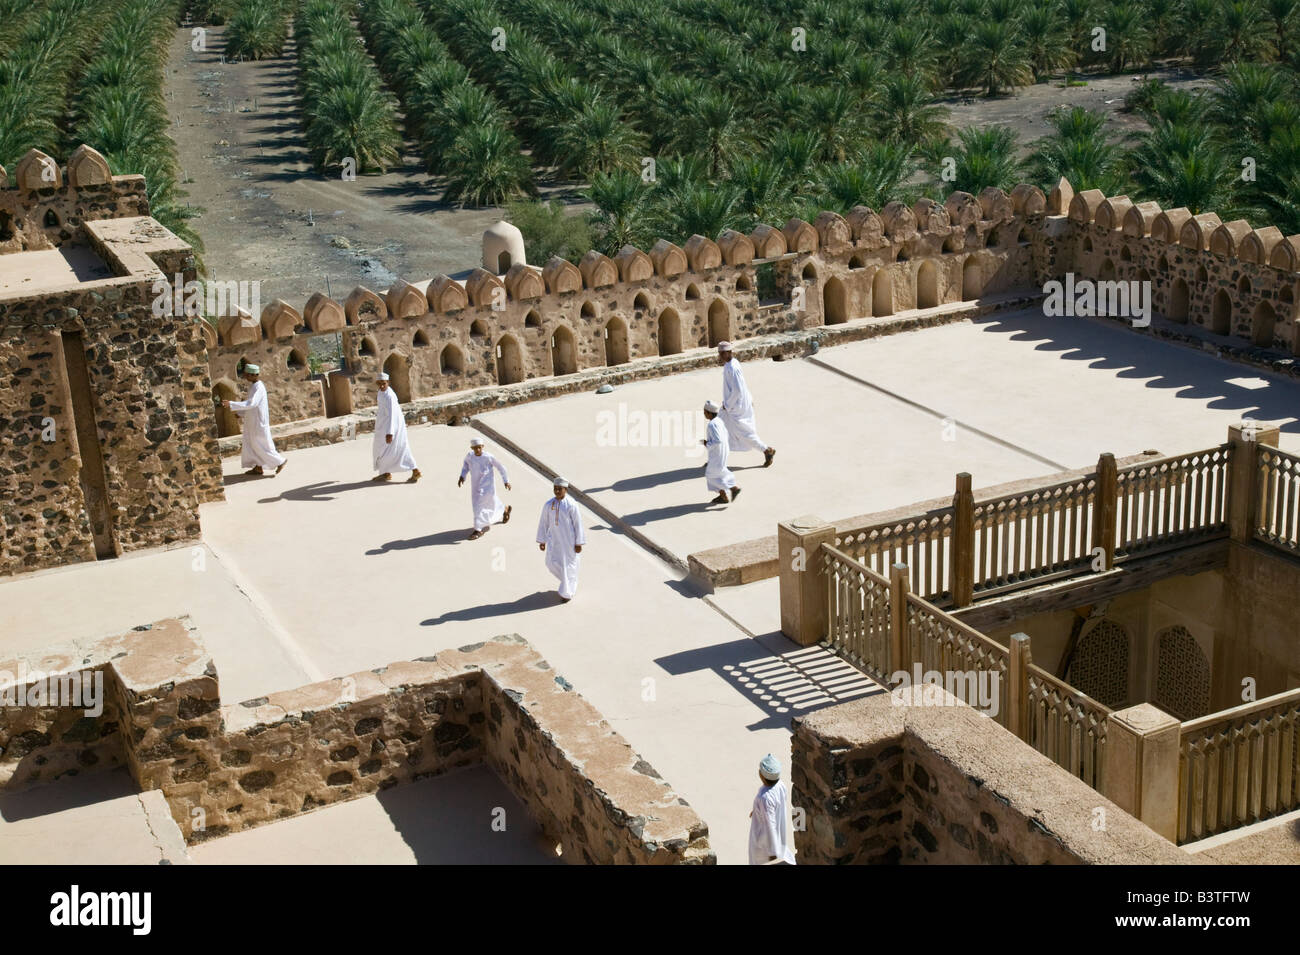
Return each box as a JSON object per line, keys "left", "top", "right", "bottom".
{"left": 0, "top": 146, "right": 152, "bottom": 255}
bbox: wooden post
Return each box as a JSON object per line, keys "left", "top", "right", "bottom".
{"left": 1227, "top": 422, "right": 1279, "bottom": 543}
{"left": 778, "top": 516, "right": 836, "bottom": 647}
{"left": 951, "top": 472, "right": 975, "bottom": 607}
{"left": 889, "top": 562, "right": 910, "bottom": 680}
{"left": 1008, "top": 632, "right": 1031, "bottom": 741}
{"left": 1093, "top": 452, "right": 1117, "bottom": 571}
{"left": 1101, "top": 703, "right": 1182, "bottom": 841}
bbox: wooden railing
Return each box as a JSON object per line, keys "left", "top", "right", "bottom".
{"left": 834, "top": 511, "right": 952, "bottom": 605}
{"left": 1254, "top": 445, "right": 1300, "bottom": 557}
{"left": 824, "top": 544, "right": 892, "bottom": 682}
{"left": 972, "top": 474, "right": 1096, "bottom": 596}
{"left": 1025, "top": 663, "right": 1110, "bottom": 790}
{"left": 1177, "top": 687, "right": 1300, "bottom": 843}
{"left": 1115, "top": 446, "right": 1232, "bottom": 559}
{"left": 785, "top": 424, "right": 1297, "bottom": 845}
{"left": 903, "top": 593, "right": 1010, "bottom": 728}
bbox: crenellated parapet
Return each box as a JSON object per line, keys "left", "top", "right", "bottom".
{"left": 206, "top": 187, "right": 1049, "bottom": 431}
{"left": 0, "top": 146, "right": 151, "bottom": 254}
{"left": 1062, "top": 179, "right": 1300, "bottom": 350}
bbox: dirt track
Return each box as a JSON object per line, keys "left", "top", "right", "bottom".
{"left": 162, "top": 24, "right": 1214, "bottom": 305}
{"left": 163, "top": 25, "right": 502, "bottom": 307}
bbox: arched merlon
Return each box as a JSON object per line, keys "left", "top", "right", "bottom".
{"left": 1151, "top": 208, "right": 1192, "bottom": 244}
{"left": 1179, "top": 213, "right": 1222, "bottom": 251}
{"left": 1068, "top": 189, "right": 1106, "bottom": 224}
{"left": 718, "top": 229, "right": 756, "bottom": 265}
{"left": 1122, "top": 201, "right": 1163, "bottom": 238}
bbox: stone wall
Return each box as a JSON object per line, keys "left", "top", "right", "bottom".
{"left": 0, "top": 146, "right": 150, "bottom": 254}
{"left": 0, "top": 619, "right": 714, "bottom": 864}
{"left": 207, "top": 188, "right": 1048, "bottom": 431}
{"left": 792, "top": 686, "right": 1192, "bottom": 865}
{"left": 1056, "top": 179, "right": 1300, "bottom": 354}
{"left": 0, "top": 148, "right": 224, "bottom": 576}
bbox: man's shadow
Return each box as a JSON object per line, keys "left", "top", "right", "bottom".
{"left": 367, "top": 529, "right": 469, "bottom": 554}
{"left": 421, "top": 590, "right": 560, "bottom": 625}
{"left": 258, "top": 480, "right": 393, "bottom": 503}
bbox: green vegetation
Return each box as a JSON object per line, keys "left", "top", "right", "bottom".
{"left": 295, "top": 0, "right": 402, "bottom": 174}
{"left": 224, "top": 0, "right": 290, "bottom": 61}
{"left": 0, "top": 0, "right": 202, "bottom": 260}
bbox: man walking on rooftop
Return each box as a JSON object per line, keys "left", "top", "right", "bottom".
{"left": 536, "top": 478, "right": 585, "bottom": 602}
{"left": 702, "top": 400, "right": 739, "bottom": 504}
{"left": 372, "top": 372, "right": 421, "bottom": 483}
{"left": 748, "top": 753, "right": 796, "bottom": 865}
{"left": 717, "top": 342, "right": 775, "bottom": 468}
{"left": 223, "top": 363, "right": 287, "bottom": 477}
{"left": 458, "top": 437, "right": 510, "bottom": 540}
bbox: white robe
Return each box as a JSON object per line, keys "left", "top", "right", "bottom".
{"left": 536, "top": 495, "right": 585, "bottom": 599}
{"left": 705, "top": 416, "right": 736, "bottom": 492}
{"left": 228, "top": 379, "right": 286, "bottom": 470}
{"left": 720, "top": 358, "right": 767, "bottom": 453}
{"left": 748, "top": 780, "right": 797, "bottom": 865}
{"left": 460, "top": 451, "right": 508, "bottom": 530}
{"left": 373, "top": 387, "right": 418, "bottom": 473}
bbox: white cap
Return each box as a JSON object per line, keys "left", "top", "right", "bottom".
{"left": 717, "top": 341, "right": 733, "bottom": 353}
{"left": 243, "top": 363, "right": 260, "bottom": 375}
{"left": 377, "top": 372, "right": 390, "bottom": 381}
{"left": 703, "top": 400, "right": 719, "bottom": 413}
{"left": 469, "top": 437, "right": 484, "bottom": 447}
{"left": 759, "top": 753, "right": 782, "bottom": 781}
{"left": 553, "top": 477, "right": 569, "bottom": 487}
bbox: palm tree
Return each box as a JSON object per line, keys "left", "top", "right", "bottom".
{"left": 423, "top": 82, "right": 507, "bottom": 174}
{"left": 729, "top": 158, "right": 798, "bottom": 226}
{"left": 1129, "top": 121, "right": 1244, "bottom": 214}
{"left": 309, "top": 83, "right": 402, "bottom": 174}
{"left": 1265, "top": 0, "right": 1300, "bottom": 59}
{"left": 1028, "top": 107, "right": 1129, "bottom": 193}
{"left": 682, "top": 90, "right": 748, "bottom": 179}
{"left": 873, "top": 73, "right": 950, "bottom": 145}
{"left": 963, "top": 20, "right": 1033, "bottom": 96}
{"left": 766, "top": 129, "right": 826, "bottom": 193}
{"left": 885, "top": 22, "right": 940, "bottom": 83}
{"left": 584, "top": 169, "right": 651, "bottom": 254}
{"left": 225, "top": 1, "right": 289, "bottom": 61}
{"left": 1217, "top": 0, "right": 1276, "bottom": 62}
{"left": 553, "top": 100, "right": 645, "bottom": 180}
{"left": 944, "top": 125, "right": 1024, "bottom": 193}
{"left": 1099, "top": 1, "right": 1153, "bottom": 73}
{"left": 652, "top": 182, "right": 743, "bottom": 242}
{"left": 442, "top": 123, "right": 535, "bottom": 207}
{"left": 802, "top": 87, "right": 860, "bottom": 163}
{"left": 1018, "top": 3, "right": 1077, "bottom": 80}
{"left": 818, "top": 144, "right": 917, "bottom": 212}
{"left": 1210, "top": 62, "right": 1294, "bottom": 135}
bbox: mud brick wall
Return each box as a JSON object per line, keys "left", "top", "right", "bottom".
{"left": 482, "top": 639, "right": 713, "bottom": 864}
{"left": 793, "top": 688, "right": 1192, "bottom": 865}
{"left": 0, "top": 279, "right": 217, "bottom": 573}
{"left": 2, "top": 620, "right": 714, "bottom": 864}
{"left": 0, "top": 173, "right": 149, "bottom": 254}
{"left": 208, "top": 191, "right": 1047, "bottom": 430}
{"left": 0, "top": 619, "right": 208, "bottom": 791}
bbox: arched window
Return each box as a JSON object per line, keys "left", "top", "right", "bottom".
{"left": 440, "top": 344, "right": 464, "bottom": 375}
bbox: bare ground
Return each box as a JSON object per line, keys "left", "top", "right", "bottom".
{"left": 163, "top": 24, "right": 1215, "bottom": 306}
{"left": 163, "top": 25, "right": 510, "bottom": 306}
{"left": 941, "top": 65, "right": 1216, "bottom": 147}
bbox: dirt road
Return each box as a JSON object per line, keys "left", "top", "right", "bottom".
{"left": 163, "top": 25, "right": 501, "bottom": 307}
